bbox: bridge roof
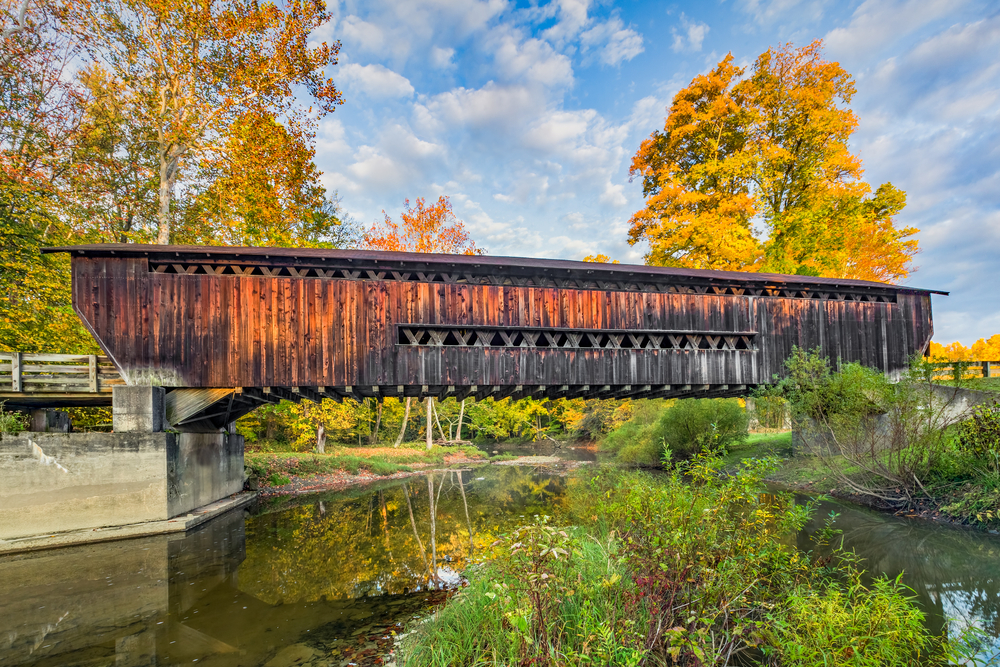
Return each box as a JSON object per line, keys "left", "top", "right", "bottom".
{"left": 45, "top": 244, "right": 948, "bottom": 295}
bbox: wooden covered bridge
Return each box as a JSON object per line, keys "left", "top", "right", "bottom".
{"left": 8, "top": 244, "right": 942, "bottom": 430}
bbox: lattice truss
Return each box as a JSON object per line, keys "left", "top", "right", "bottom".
{"left": 151, "top": 262, "right": 896, "bottom": 303}
{"left": 398, "top": 327, "right": 757, "bottom": 351}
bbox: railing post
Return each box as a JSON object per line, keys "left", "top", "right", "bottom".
{"left": 88, "top": 354, "right": 98, "bottom": 392}
{"left": 11, "top": 352, "right": 21, "bottom": 392}
{"left": 984, "top": 361, "right": 992, "bottom": 379}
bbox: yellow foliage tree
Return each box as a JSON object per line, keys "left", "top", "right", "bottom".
{"left": 629, "top": 41, "right": 918, "bottom": 281}
{"left": 362, "top": 196, "right": 483, "bottom": 255}
{"left": 928, "top": 335, "right": 1000, "bottom": 362}
{"left": 177, "top": 112, "right": 349, "bottom": 248}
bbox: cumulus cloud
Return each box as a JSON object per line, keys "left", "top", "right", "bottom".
{"left": 825, "top": 0, "right": 962, "bottom": 67}
{"left": 339, "top": 63, "right": 415, "bottom": 99}
{"left": 671, "top": 14, "right": 709, "bottom": 53}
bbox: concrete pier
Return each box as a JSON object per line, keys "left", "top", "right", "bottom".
{"left": 0, "top": 385, "right": 249, "bottom": 549}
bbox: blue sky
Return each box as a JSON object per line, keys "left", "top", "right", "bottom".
{"left": 311, "top": 0, "right": 1000, "bottom": 346}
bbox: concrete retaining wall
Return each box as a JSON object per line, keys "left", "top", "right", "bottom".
{"left": 1, "top": 431, "right": 245, "bottom": 541}
{"left": 168, "top": 432, "right": 245, "bottom": 517}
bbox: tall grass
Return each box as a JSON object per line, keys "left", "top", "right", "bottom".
{"left": 400, "top": 522, "right": 646, "bottom": 667}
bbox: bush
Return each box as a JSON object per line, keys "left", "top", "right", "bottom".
{"left": 600, "top": 399, "right": 749, "bottom": 464}
{"left": 654, "top": 398, "right": 748, "bottom": 458}
{"left": 958, "top": 400, "right": 1000, "bottom": 473}
{"left": 0, "top": 402, "right": 27, "bottom": 434}
{"left": 402, "top": 459, "right": 951, "bottom": 666}
{"left": 600, "top": 399, "right": 668, "bottom": 464}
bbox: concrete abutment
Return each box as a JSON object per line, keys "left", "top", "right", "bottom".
{"left": 1, "top": 386, "right": 249, "bottom": 547}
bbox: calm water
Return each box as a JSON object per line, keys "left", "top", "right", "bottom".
{"left": 2, "top": 461, "right": 999, "bottom": 666}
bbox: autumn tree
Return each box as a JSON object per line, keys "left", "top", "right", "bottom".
{"left": 0, "top": 0, "right": 97, "bottom": 352}
{"left": 582, "top": 254, "right": 619, "bottom": 264}
{"left": 629, "top": 41, "right": 917, "bottom": 282}
{"left": 71, "top": 0, "right": 343, "bottom": 244}
{"left": 176, "top": 112, "right": 355, "bottom": 248}
{"left": 362, "top": 196, "right": 484, "bottom": 255}
{"left": 61, "top": 64, "right": 159, "bottom": 243}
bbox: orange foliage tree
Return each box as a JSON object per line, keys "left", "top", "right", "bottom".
{"left": 629, "top": 40, "right": 918, "bottom": 281}
{"left": 362, "top": 196, "right": 484, "bottom": 255}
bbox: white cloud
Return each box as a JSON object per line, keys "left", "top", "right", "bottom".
{"left": 580, "top": 16, "right": 645, "bottom": 66}
{"left": 671, "top": 14, "right": 709, "bottom": 53}
{"left": 431, "top": 46, "right": 456, "bottom": 69}
{"left": 339, "top": 63, "right": 415, "bottom": 99}
{"left": 825, "top": 0, "right": 962, "bottom": 67}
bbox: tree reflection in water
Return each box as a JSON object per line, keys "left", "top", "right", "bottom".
{"left": 797, "top": 495, "right": 1000, "bottom": 654}
{"left": 240, "top": 466, "right": 569, "bottom": 605}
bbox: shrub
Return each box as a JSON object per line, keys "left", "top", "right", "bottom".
{"left": 600, "top": 399, "right": 749, "bottom": 464}
{"left": 600, "top": 400, "right": 668, "bottom": 464}
{"left": 653, "top": 398, "right": 748, "bottom": 459}
{"left": 958, "top": 400, "right": 1000, "bottom": 474}
{"left": 0, "top": 402, "right": 27, "bottom": 434}
{"left": 403, "top": 459, "right": 949, "bottom": 666}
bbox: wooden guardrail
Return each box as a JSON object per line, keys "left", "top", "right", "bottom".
{"left": 0, "top": 353, "right": 124, "bottom": 393}
{"left": 929, "top": 360, "right": 998, "bottom": 380}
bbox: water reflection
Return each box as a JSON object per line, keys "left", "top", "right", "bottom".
{"left": 241, "top": 466, "right": 568, "bottom": 603}
{"left": 799, "top": 495, "right": 1000, "bottom": 658}
{"left": 0, "top": 465, "right": 566, "bottom": 667}
{"left": 3, "top": 466, "right": 999, "bottom": 666}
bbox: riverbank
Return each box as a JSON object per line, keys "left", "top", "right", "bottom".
{"left": 722, "top": 432, "right": 1000, "bottom": 533}
{"left": 246, "top": 442, "right": 492, "bottom": 496}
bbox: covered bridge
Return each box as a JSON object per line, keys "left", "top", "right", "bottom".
{"left": 33, "top": 244, "right": 942, "bottom": 431}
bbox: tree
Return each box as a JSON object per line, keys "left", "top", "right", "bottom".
{"left": 582, "top": 254, "right": 619, "bottom": 264}
{"left": 629, "top": 41, "right": 918, "bottom": 282}
{"left": 176, "top": 111, "right": 352, "bottom": 248}
{"left": 61, "top": 64, "right": 159, "bottom": 243}
{"left": 72, "top": 0, "right": 343, "bottom": 244}
{"left": 1, "top": 0, "right": 96, "bottom": 352}
{"left": 362, "top": 196, "right": 484, "bottom": 255}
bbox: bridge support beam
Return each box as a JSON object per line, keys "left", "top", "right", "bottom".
{"left": 112, "top": 386, "right": 166, "bottom": 433}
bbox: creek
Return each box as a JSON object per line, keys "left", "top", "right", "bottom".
{"left": 1, "top": 454, "right": 999, "bottom": 666}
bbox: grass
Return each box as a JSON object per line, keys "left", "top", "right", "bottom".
{"left": 932, "top": 375, "right": 1000, "bottom": 393}
{"left": 720, "top": 430, "right": 855, "bottom": 491}
{"left": 245, "top": 442, "right": 488, "bottom": 485}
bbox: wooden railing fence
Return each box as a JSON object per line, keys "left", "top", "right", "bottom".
{"left": 0, "top": 353, "right": 123, "bottom": 393}
{"left": 929, "top": 360, "right": 999, "bottom": 381}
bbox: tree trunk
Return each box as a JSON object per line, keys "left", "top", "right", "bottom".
{"left": 394, "top": 397, "right": 411, "bottom": 447}
{"left": 370, "top": 400, "right": 383, "bottom": 445}
{"left": 456, "top": 399, "right": 466, "bottom": 442}
{"left": 425, "top": 397, "right": 433, "bottom": 450}
{"left": 315, "top": 424, "right": 326, "bottom": 453}
{"left": 156, "top": 151, "right": 179, "bottom": 245}
{"left": 431, "top": 399, "right": 447, "bottom": 442}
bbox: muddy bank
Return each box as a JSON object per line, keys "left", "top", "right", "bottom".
{"left": 257, "top": 452, "right": 488, "bottom": 498}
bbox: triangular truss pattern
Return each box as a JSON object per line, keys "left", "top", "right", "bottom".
{"left": 150, "top": 262, "right": 897, "bottom": 303}
{"left": 397, "top": 326, "right": 757, "bottom": 351}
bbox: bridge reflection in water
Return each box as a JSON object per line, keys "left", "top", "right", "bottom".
{"left": 3, "top": 467, "right": 999, "bottom": 666}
